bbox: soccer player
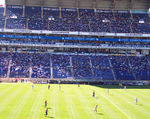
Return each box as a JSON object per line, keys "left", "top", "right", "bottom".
{"left": 45, "top": 100, "right": 47, "bottom": 108}
{"left": 45, "top": 108, "right": 48, "bottom": 117}
{"left": 78, "top": 84, "right": 80, "bottom": 87}
{"left": 59, "top": 84, "right": 61, "bottom": 91}
{"left": 94, "top": 105, "right": 98, "bottom": 113}
{"left": 135, "top": 97, "right": 138, "bottom": 105}
{"left": 107, "top": 89, "right": 109, "bottom": 95}
{"left": 93, "top": 90, "right": 95, "bottom": 97}
{"left": 48, "top": 84, "right": 50, "bottom": 90}
{"left": 32, "top": 85, "right": 34, "bottom": 90}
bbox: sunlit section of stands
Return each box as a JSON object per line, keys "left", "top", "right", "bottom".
{"left": 1, "top": 5, "right": 149, "bottom": 34}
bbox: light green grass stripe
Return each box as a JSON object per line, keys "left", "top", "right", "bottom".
{"left": 0, "top": 84, "right": 26, "bottom": 118}
{"left": 27, "top": 84, "right": 45, "bottom": 119}
{"left": 65, "top": 85, "right": 81, "bottom": 119}
{"left": 6, "top": 85, "right": 32, "bottom": 119}
{"left": 63, "top": 85, "right": 77, "bottom": 119}
{"left": 17, "top": 84, "right": 42, "bottom": 119}
{"left": 48, "top": 84, "right": 56, "bottom": 118}
{"left": 0, "top": 85, "right": 14, "bottom": 97}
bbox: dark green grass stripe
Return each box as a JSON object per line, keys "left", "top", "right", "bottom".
{"left": 27, "top": 84, "right": 45, "bottom": 119}
{"left": 57, "top": 85, "right": 71, "bottom": 119}
{"left": 73, "top": 85, "right": 99, "bottom": 119}
{"left": 48, "top": 84, "right": 56, "bottom": 119}
{"left": 65, "top": 85, "right": 82, "bottom": 119}
{"left": 38, "top": 84, "right": 52, "bottom": 119}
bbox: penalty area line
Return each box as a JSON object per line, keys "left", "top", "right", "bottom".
{"left": 102, "top": 94, "right": 132, "bottom": 119}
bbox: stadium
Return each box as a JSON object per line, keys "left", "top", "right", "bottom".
{"left": 0, "top": 0, "right": 150, "bottom": 118}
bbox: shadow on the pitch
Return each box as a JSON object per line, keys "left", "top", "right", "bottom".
{"left": 48, "top": 116, "right": 54, "bottom": 118}
{"left": 138, "top": 104, "right": 143, "bottom": 106}
{"left": 91, "top": 85, "right": 150, "bottom": 89}
{"left": 48, "top": 107, "right": 52, "bottom": 109}
{"left": 97, "top": 113, "right": 103, "bottom": 115}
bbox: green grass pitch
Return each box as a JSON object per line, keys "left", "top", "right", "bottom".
{"left": 0, "top": 83, "right": 150, "bottom": 119}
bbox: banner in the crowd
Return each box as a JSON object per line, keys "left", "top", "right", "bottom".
{"left": 43, "top": 7, "right": 59, "bottom": 11}
{"left": 7, "top": 5, "right": 23, "bottom": 9}
{"left": 96, "top": 9, "right": 112, "bottom": 13}
{"left": 113, "top": 10, "right": 129, "bottom": 13}
{"left": 0, "top": 28, "right": 150, "bottom": 38}
{"left": 0, "top": 34, "right": 150, "bottom": 43}
{"left": 61, "top": 8, "right": 77, "bottom": 12}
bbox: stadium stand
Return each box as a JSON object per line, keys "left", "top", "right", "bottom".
{"left": 110, "top": 56, "right": 135, "bottom": 80}
{"left": 0, "top": 5, "right": 149, "bottom": 33}
{"left": 0, "top": 2, "right": 150, "bottom": 82}
{"left": 91, "top": 56, "right": 114, "bottom": 80}
{"left": 31, "top": 53, "right": 51, "bottom": 78}
{"left": 128, "top": 56, "right": 150, "bottom": 80}
{"left": 10, "top": 53, "right": 30, "bottom": 78}
{"left": 52, "top": 54, "right": 72, "bottom": 78}
{"left": 0, "top": 52, "right": 150, "bottom": 80}
{"left": 0, "top": 53, "right": 9, "bottom": 78}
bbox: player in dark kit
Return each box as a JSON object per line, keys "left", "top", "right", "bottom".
{"left": 135, "top": 97, "right": 138, "bottom": 105}
{"left": 45, "top": 100, "right": 47, "bottom": 108}
{"left": 94, "top": 105, "right": 98, "bottom": 113}
{"left": 45, "top": 108, "right": 48, "bottom": 117}
{"left": 48, "top": 85, "right": 50, "bottom": 90}
{"left": 78, "top": 84, "right": 80, "bottom": 87}
{"left": 93, "top": 90, "right": 95, "bottom": 97}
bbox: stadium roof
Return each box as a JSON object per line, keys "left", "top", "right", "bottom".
{"left": 5, "top": 0, "right": 150, "bottom": 10}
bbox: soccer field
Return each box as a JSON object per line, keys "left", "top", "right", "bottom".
{"left": 0, "top": 83, "right": 150, "bottom": 119}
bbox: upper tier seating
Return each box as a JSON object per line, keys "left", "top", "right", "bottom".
{"left": 25, "top": 6, "right": 41, "bottom": 18}
{"left": 6, "top": 5, "right": 23, "bottom": 17}
{"left": 2, "top": 5, "right": 150, "bottom": 34}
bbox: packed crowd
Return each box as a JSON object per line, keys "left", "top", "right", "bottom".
{"left": 0, "top": 5, "right": 149, "bottom": 34}
{"left": 72, "top": 55, "right": 93, "bottom": 79}
{"left": 110, "top": 56, "right": 135, "bottom": 80}
{"left": 31, "top": 53, "right": 51, "bottom": 78}
{"left": 52, "top": 54, "right": 72, "bottom": 78}
{"left": 0, "top": 52, "right": 150, "bottom": 80}
{"left": 91, "top": 56, "right": 114, "bottom": 80}
{"left": 10, "top": 53, "right": 30, "bottom": 78}
{"left": 0, "top": 53, "right": 9, "bottom": 78}
{"left": 129, "top": 56, "right": 150, "bottom": 80}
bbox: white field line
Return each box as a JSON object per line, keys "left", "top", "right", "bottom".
{"left": 101, "top": 92, "right": 132, "bottom": 119}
